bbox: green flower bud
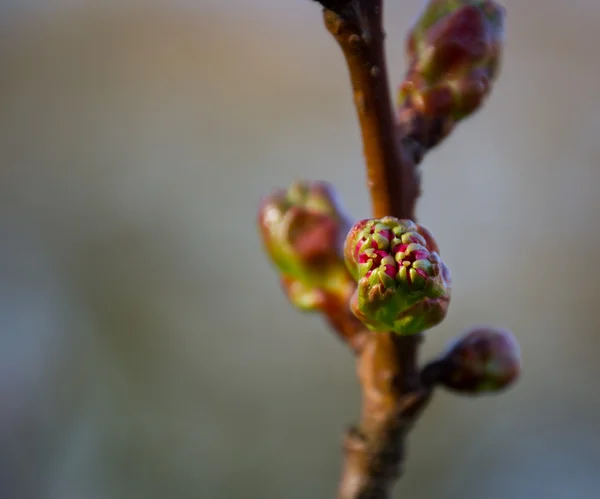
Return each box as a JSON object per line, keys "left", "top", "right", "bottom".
{"left": 399, "top": 0, "right": 504, "bottom": 121}
{"left": 440, "top": 326, "right": 521, "bottom": 394}
{"left": 258, "top": 181, "right": 355, "bottom": 311}
{"left": 344, "top": 217, "right": 451, "bottom": 335}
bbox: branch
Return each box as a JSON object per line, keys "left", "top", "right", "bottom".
{"left": 337, "top": 334, "right": 433, "bottom": 499}
{"left": 320, "top": 3, "right": 431, "bottom": 498}
{"left": 323, "top": 1, "right": 420, "bottom": 220}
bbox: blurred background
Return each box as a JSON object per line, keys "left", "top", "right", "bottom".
{"left": 0, "top": 1, "right": 598, "bottom": 498}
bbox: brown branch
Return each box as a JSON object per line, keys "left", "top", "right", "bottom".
{"left": 337, "top": 334, "right": 433, "bottom": 499}
{"left": 323, "top": 2, "right": 420, "bottom": 221}
{"left": 319, "top": 2, "right": 436, "bottom": 498}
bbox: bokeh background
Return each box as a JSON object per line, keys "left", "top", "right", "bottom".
{"left": 0, "top": 1, "right": 598, "bottom": 498}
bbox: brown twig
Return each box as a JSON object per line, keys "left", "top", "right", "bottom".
{"left": 323, "top": 2, "right": 420, "bottom": 221}
{"left": 318, "top": 2, "right": 438, "bottom": 498}
{"left": 337, "top": 334, "right": 434, "bottom": 499}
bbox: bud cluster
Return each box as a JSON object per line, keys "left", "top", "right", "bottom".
{"left": 344, "top": 217, "right": 451, "bottom": 335}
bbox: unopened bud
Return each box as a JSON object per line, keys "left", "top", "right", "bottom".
{"left": 258, "top": 181, "right": 354, "bottom": 310}
{"left": 344, "top": 217, "right": 451, "bottom": 335}
{"left": 399, "top": 0, "right": 504, "bottom": 122}
{"left": 440, "top": 326, "right": 521, "bottom": 394}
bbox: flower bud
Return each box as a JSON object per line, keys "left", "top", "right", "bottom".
{"left": 440, "top": 326, "right": 521, "bottom": 394}
{"left": 344, "top": 217, "right": 451, "bottom": 335}
{"left": 399, "top": 0, "right": 504, "bottom": 122}
{"left": 258, "top": 181, "right": 355, "bottom": 310}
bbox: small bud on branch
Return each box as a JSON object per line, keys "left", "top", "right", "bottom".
{"left": 344, "top": 217, "right": 451, "bottom": 335}
{"left": 398, "top": 0, "right": 504, "bottom": 149}
{"left": 258, "top": 181, "right": 355, "bottom": 310}
{"left": 439, "top": 325, "right": 521, "bottom": 394}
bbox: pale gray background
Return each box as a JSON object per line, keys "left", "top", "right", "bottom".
{"left": 0, "top": 1, "right": 598, "bottom": 498}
